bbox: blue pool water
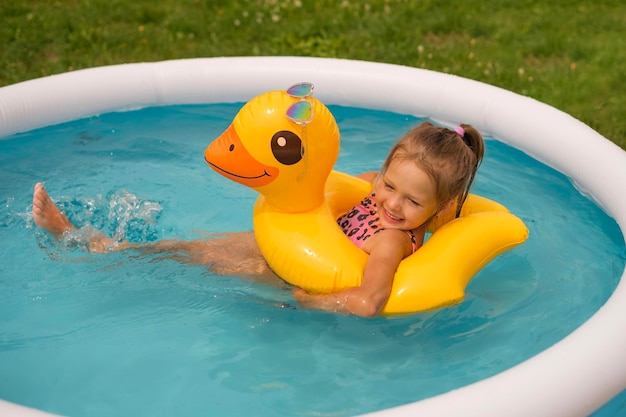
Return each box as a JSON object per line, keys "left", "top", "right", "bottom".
{"left": 0, "top": 104, "right": 624, "bottom": 417}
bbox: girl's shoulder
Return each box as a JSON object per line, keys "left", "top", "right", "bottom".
{"left": 362, "top": 227, "right": 416, "bottom": 258}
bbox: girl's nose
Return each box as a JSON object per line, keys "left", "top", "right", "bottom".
{"left": 387, "top": 194, "right": 401, "bottom": 210}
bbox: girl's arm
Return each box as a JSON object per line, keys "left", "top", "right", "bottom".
{"left": 293, "top": 229, "right": 410, "bottom": 317}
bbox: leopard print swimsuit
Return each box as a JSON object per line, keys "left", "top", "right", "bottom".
{"left": 337, "top": 193, "right": 418, "bottom": 253}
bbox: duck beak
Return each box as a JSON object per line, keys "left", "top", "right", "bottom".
{"left": 205, "top": 124, "right": 278, "bottom": 188}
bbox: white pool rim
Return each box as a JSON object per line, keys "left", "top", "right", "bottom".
{"left": 1, "top": 57, "right": 625, "bottom": 417}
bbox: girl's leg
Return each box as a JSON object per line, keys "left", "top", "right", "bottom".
{"left": 32, "top": 183, "right": 283, "bottom": 285}
{"left": 33, "top": 182, "right": 134, "bottom": 252}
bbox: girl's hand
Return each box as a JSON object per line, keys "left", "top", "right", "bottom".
{"left": 292, "top": 286, "right": 383, "bottom": 317}
{"left": 292, "top": 287, "right": 330, "bottom": 311}
{"left": 356, "top": 171, "right": 378, "bottom": 183}
{"left": 292, "top": 287, "right": 309, "bottom": 303}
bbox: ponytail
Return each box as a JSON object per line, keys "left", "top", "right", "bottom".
{"left": 455, "top": 123, "right": 485, "bottom": 217}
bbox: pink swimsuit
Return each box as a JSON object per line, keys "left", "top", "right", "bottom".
{"left": 337, "top": 193, "right": 418, "bottom": 253}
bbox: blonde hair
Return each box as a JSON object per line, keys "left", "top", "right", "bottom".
{"left": 381, "top": 122, "right": 485, "bottom": 217}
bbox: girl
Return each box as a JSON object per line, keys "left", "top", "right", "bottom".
{"left": 293, "top": 122, "right": 484, "bottom": 316}
{"left": 32, "top": 122, "right": 484, "bottom": 317}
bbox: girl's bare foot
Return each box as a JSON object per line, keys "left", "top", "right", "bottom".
{"left": 32, "top": 182, "right": 76, "bottom": 238}
{"left": 32, "top": 182, "right": 134, "bottom": 252}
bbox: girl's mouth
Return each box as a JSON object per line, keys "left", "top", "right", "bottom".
{"left": 381, "top": 207, "right": 403, "bottom": 224}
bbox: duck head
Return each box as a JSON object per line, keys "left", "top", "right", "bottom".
{"left": 205, "top": 83, "right": 340, "bottom": 213}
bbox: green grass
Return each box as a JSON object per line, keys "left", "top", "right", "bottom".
{"left": 2, "top": 0, "right": 624, "bottom": 148}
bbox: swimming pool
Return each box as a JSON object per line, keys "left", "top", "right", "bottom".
{"left": 5, "top": 59, "right": 623, "bottom": 415}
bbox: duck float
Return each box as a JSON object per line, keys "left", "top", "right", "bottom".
{"left": 204, "top": 83, "right": 529, "bottom": 315}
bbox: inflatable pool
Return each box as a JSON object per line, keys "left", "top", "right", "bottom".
{"left": 0, "top": 57, "right": 625, "bottom": 416}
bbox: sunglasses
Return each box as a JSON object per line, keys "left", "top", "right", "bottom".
{"left": 286, "top": 82, "right": 314, "bottom": 125}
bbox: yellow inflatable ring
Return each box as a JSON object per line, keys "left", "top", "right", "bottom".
{"left": 205, "top": 85, "right": 529, "bottom": 315}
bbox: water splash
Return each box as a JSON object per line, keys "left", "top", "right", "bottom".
{"left": 106, "top": 189, "right": 163, "bottom": 243}
{"left": 24, "top": 189, "right": 165, "bottom": 253}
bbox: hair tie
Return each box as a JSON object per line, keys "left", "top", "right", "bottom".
{"left": 455, "top": 126, "right": 465, "bottom": 137}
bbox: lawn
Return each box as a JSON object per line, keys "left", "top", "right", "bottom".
{"left": 1, "top": 0, "right": 624, "bottom": 149}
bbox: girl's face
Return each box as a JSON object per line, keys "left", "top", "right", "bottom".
{"left": 373, "top": 157, "right": 440, "bottom": 231}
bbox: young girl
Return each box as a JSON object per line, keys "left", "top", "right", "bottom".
{"left": 32, "top": 122, "right": 484, "bottom": 317}
{"left": 293, "top": 122, "right": 484, "bottom": 316}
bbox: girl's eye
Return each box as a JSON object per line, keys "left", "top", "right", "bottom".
{"left": 408, "top": 199, "right": 420, "bottom": 207}
{"left": 384, "top": 182, "right": 394, "bottom": 190}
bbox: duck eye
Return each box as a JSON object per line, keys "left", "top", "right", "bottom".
{"left": 271, "top": 130, "right": 303, "bottom": 165}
